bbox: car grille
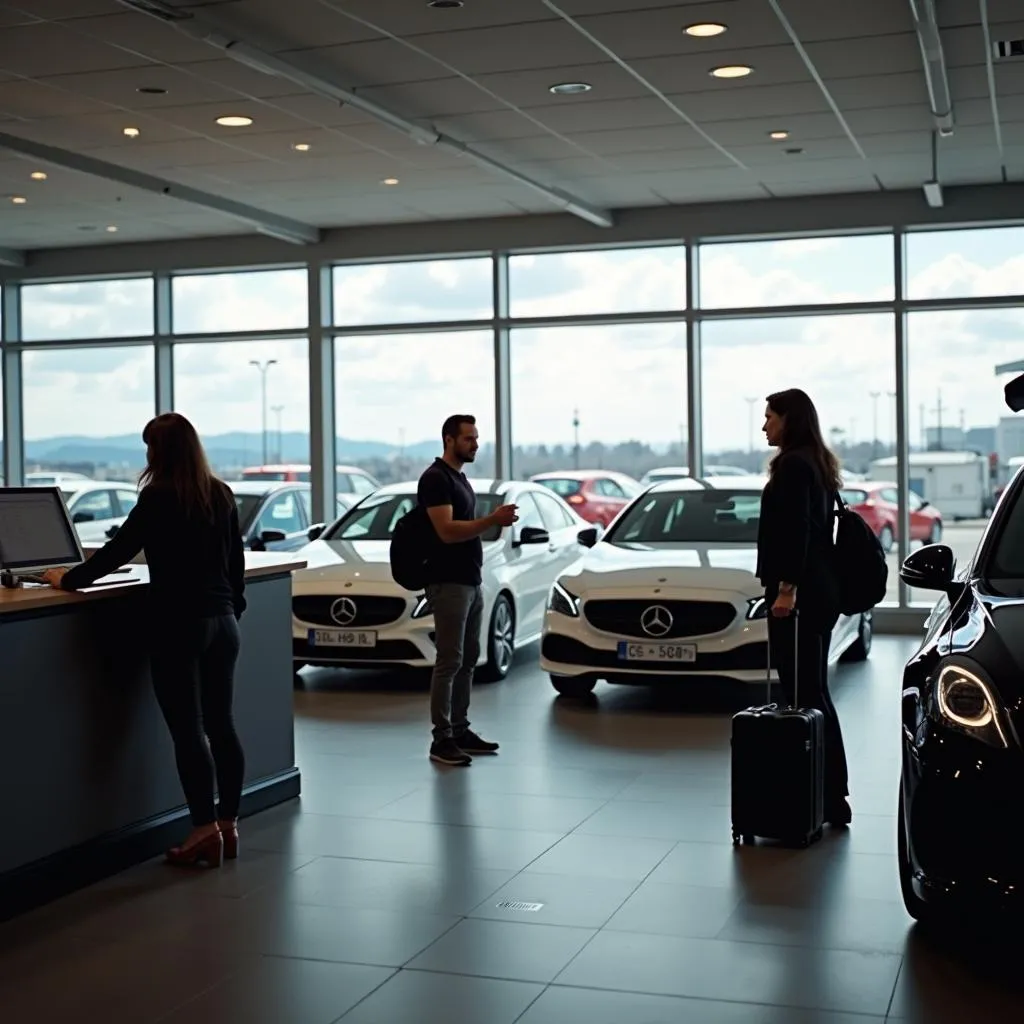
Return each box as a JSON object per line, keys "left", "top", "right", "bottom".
{"left": 292, "top": 595, "right": 407, "bottom": 627}
{"left": 542, "top": 634, "right": 767, "bottom": 672}
{"left": 582, "top": 599, "right": 736, "bottom": 638}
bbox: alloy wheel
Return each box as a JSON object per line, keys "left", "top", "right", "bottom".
{"left": 493, "top": 598, "right": 514, "bottom": 674}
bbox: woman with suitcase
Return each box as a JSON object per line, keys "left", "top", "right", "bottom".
{"left": 756, "top": 388, "right": 852, "bottom": 829}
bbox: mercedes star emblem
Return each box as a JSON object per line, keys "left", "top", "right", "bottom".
{"left": 640, "top": 604, "right": 673, "bottom": 638}
{"left": 330, "top": 596, "right": 358, "bottom": 626}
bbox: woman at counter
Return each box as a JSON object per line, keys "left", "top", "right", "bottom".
{"left": 43, "top": 412, "right": 247, "bottom": 868}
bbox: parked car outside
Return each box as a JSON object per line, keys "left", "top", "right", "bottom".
{"left": 530, "top": 470, "right": 642, "bottom": 527}
{"left": 840, "top": 481, "right": 943, "bottom": 553}
{"left": 229, "top": 481, "right": 347, "bottom": 552}
{"left": 241, "top": 463, "right": 379, "bottom": 509}
{"left": 60, "top": 480, "right": 140, "bottom": 543}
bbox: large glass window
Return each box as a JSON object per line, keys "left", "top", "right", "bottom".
{"left": 509, "top": 246, "right": 687, "bottom": 318}
{"left": 906, "top": 308, "right": 1022, "bottom": 603}
{"left": 510, "top": 324, "right": 686, "bottom": 482}
{"left": 21, "top": 346, "right": 154, "bottom": 479}
{"left": 698, "top": 235, "right": 894, "bottom": 309}
{"left": 21, "top": 278, "right": 154, "bottom": 341}
{"left": 334, "top": 331, "right": 495, "bottom": 485}
{"left": 700, "top": 313, "right": 899, "bottom": 603}
{"left": 171, "top": 269, "right": 308, "bottom": 334}
{"left": 906, "top": 226, "right": 1024, "bottom": 301}
{"left": 333, "top": 258, "right": 493, "bottom": 326}
{"left": 173, "top": 338, "right": 309, "bottom": 480}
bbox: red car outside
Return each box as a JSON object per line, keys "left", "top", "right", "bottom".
{"left": 530, "top": 470, "right": 642, "bottom": 527}
{"left": 840, "top": 481, "right": 943, "bottom": 553}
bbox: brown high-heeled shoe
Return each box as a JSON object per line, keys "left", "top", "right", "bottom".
{"left": 166, "top": 830, "right": 223, "bottom": 868}
{"left": 218, "top": 820, "right": 239, "bottom": 860}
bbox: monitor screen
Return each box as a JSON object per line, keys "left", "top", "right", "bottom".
{"left": 0, "top": 487, "right": 85, "bottom": 573}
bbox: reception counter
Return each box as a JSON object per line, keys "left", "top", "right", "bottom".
{"left": 0, "top": 554, "right": 304, "bottom": 920}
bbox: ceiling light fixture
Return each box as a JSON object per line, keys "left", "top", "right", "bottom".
{"left": 785, "top": 147, "right": 804, "bottom": 155}
{"left": 709, "top": 65, "right": 753, "bottom": 79}
{"left": 137, "top": 86, "right": 167, "bottom": 95}
{"left": 549, "top": 82, "right": 592, "bottom": 95}
{"left": 30, "top": 170, "right": 48, "bottom": 180}
{"left": 292, "top": 142, "right": 311, "bottom": 152}
{"left": 381, "top": 177, "right": 400, "bottom": 185}
{"left": 768, "top": 130, "right": 790, "bottom": 140}
{"left": 10, "top": 196, "right": 27, "bottom": 204}
{"left": 106, "top": 225, "right": 119, "bottom": 233}
{"left": 215, "top": 115, "right": 253, "bottom": 127}
{"left": 685, "top": 23, "right": 727, "bottom": 37}
{"left": 123, "top": 127, "right": 141, "bottom": 138}
{"left": 428, "top": 0, "right": 464, "bottom": 7}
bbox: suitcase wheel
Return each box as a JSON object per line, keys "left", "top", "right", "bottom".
{"left": 732, "top": 833, "right": 754, "bottom": 845}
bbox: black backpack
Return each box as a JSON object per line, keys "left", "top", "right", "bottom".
{"left": 389, "top": 504, "right": 435, "bottom": 591}
{"left": 832, "top": 494, "right": 888, "bottom": 614}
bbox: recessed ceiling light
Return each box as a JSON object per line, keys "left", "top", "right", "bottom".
{"left": 78, "top": 225, "right": 98, "bottom": 232}
{"left": 769, "top": 130, "right": 790, "bottom": 140}
{"left": 137, "top": 86, "right": 167, "bottom": 95}
{"left": 292, "top": 143, "right": 311, "bottom": 152}
{"left": 381, "top": 177, "right": 400, "bottom": 186}
{"left": 549, "top": 82, "right": 592, "bottom": 95}
{"left": 106, "top": 225, "right": 119, "bottom": 233}
{"left": 123, "top": 127, "right": 141, "bottom": 138}
{"left": 785, "top": 147, "right": 804, "bottom": 155}
{"left": 30, "top": 171, "right": 48, "bottom": 181}
{"left": 685, "top": 23, "right": 727, "bottom": 37}
{"left": 428, "top": 1, "right": 464, "bottom": 7}
{"left": 10, "top": 196, "right": 27, "bottom": 204}
{"left": 215, "top": 115, "right": 253, "bottom": 127}
{"left": 710, "top": 65, "right": 753, "bottom": 79}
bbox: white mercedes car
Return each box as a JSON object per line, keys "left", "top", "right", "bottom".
{"left": 291, "top": 478, "right": 599, "bottom": 681}
{"left": 540, "top": 476, "right": 873, "bottom": 697}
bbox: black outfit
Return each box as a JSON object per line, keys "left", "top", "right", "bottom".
{"left": 417, "top": 458, "right": 483, "bottom": 587}
{"left": 756, "top": 449, "right": 849, "bottom": 815}
{"left": 61, "top": 482, "right": 246, "bottom": 826}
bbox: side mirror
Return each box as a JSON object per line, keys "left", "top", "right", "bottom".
{"left": 919, "top": 499, "right": 930, "bottom": 509}
{"left": 900, "top": 543, "right": 958, "bottom": 594}
{"left": 105, "top": 524, "right": 120, "bottom": 539}
{"left": 515, "top": 526, "right": 549, "bottom": 547}
{"left": 577, "top": 526, "right": 599, "bottom": 548}
{"left": 72, "top": 511, "right": 95, "bottom": 524}
{"left": 308, "top": 524, "right": 324, "bottom": 541}
{"left": 261, "top": 529, "right": 288, "bottom": 545}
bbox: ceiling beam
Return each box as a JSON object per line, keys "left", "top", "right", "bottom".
{"left": 116, "top": 0, "right": 615, "bottom": 229}
{"left": 0, "top": 247, "right": 26, "bottom": 267}
{"left": 0, "top": 132, "right": 321, "bottom": 246}
{"left": 907, "top": 0, "right": 955, "bottom": 135}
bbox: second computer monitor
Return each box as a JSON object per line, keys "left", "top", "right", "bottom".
{"left": 0, "top": 487, "right": 85, "bottom": 576}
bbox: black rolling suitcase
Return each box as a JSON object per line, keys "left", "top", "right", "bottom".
{"left": 730, "top": 611, "right": 825, "bottom": 848}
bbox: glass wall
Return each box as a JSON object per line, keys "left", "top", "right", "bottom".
{"left": 3, "top": 223, "right": 1024, "bottom": 612}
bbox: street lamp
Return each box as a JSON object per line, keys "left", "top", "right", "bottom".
{"left": 271, "top": 405, "right": 284, "bottom": 462}
{"left": 869, "top": 391, "right": 880, "bottom": 460}
{"left": 572, "top": 408, "right": 581, "bottom": 470}
{"left": 250, "top": 359, "right": 278, "bottom": 465}
{"left": 744, "top": 397, "right": 758, "bottom": 455}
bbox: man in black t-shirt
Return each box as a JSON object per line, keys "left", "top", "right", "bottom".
{"left": 418, "top": 414, "right": 517, "bottom": 766}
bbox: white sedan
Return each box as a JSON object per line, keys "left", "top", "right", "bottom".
{"left": 540, "top": 476, "right": 873, "bottom": 697}
{"left": 292, "top": 478, "right": 599, "bottom": 681}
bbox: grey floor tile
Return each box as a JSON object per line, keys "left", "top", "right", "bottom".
{"left": 574, "top": 798, "right": 731, "bottom": 842}
{"left": 427, "top": 762, "right": 636, "bottom": 799}
{"left": 645, "top": 840, "right": 792, "bottom": 890}
{"left": 274, "top": 855, "right": 514, "bottom": 916}
{"left": 295, "top": 781, "right": 422, "bottom": 816}
{"left": 337, "top": 969, "right": 544, "bottom": 1024}
{"left": 518, "top": 987, "right": 885, "bottom": 1024}
{"left": 405, "top": 917, "right": 596, "bottom": 983}
{"left": 555, "top": 930, "right": 902, "bottom": 1016}
{"left": 154, "top": 958, "right": 394, "bottom": 1024}
{"left": 604, "top": 880, "right": 743, "bottom": 939}
{"left": 525, "top": 832, "right": 675, "bottom": 881}
{"left": 468, "top": 872, "right": 639, "bottom": 929}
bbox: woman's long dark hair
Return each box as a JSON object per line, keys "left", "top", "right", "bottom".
{"left": 766, "top": 388, "right": 843, "bottom": 493}
{"left": 140, "top": 412, "right": 230, "bottom": 520}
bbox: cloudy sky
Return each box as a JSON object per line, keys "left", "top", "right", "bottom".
{"left": 4, "top": 224, "right": 1024, "bottom": 457}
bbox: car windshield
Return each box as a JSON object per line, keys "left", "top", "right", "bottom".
{"left": 605, "top": 489, "right": 762, "bottom": 544}
{"left": 840, "top": 489, "right": 868, "bottom": 504}
{"left": 324, "top": 492, "right": 504, "bottom": 542}
{"left": 233, "top": 494, "right": 263, "bottom": 532}
{"left": 984, "top": 481, "right": 1024, "bottom": 585}
{"left": 537, "top": 478, "right": 581, "bottom": 497}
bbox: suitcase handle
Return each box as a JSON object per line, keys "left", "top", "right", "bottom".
{"left": 766, "top": 606, "right": 799, "bottom": 708}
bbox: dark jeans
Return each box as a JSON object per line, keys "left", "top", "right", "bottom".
{"left": 427, "top": 583, "right": 483, "bottom": 743}
{"left": 150, "top": 614, "right": 244, "bottom": 827}
{"left": 767, "top": 612, "right": 849, "bottom": 810}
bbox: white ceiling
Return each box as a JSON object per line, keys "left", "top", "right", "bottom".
{"left": 0, "top": 0, "right": 1021, "bottom": 251}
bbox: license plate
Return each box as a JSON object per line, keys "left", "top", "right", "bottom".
{"left": 308, "top": 628, "right": 377, "bottom": 648}
{"left": 617, "top": 641, "right": 697, "bottom": 663}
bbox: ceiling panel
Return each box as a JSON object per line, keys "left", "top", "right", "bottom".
{"left": 0, "top": 21, "right": 154, "bottom": 77}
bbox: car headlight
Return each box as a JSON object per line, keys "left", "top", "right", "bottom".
{"left": 548, "top": 581, "right": 580, "bottom": 617}
{"left": 746, "top": 597, "right": 767, "bottom": 620}
{"left": 412, "top": 595, "right": 431, "bottom": 619}
{"left": 934, "top": 664, "right": 1008, "bottom": 748}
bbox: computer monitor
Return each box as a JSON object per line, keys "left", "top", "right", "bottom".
{"left": 0, "top": 487, "right": 85, "bottom": 576}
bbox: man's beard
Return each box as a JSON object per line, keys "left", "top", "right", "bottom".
{"left": 461, "top": 449, "right": 477, "bottom": 462}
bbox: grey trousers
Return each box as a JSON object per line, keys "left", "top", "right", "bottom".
{"left": 427, "top": 582, "right": 484, "bottom": 742}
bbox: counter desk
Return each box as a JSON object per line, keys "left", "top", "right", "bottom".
{"left": 0, "top": 554, "right": 304, "bottom": 920}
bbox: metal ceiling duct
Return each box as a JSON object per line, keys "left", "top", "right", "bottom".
{"left": 907, "top": 0, "right": 955, "bottom": 135}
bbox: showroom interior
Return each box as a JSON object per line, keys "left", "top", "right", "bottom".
{"left": 2, "top": 0, "right": 1024, "bottom": 1021}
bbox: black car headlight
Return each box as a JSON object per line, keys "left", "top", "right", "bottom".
{"left": 934, "top": 663, "right": 1008, "bottom": 748}
{"left": 548, "top": 581, "right": 580, "bottom": 617}
{"left": 746, "top": 597, "right": 768, "bottom": 620}
{"left": 412, "top": 595, "right": 431, "bottom": 619}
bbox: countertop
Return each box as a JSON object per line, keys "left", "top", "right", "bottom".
{"left": 0, "top": 553, "right": 305, "bottom": 615}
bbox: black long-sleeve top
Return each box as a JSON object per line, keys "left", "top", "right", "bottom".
{"left": 60, "top": 482, "right": 246, "bottom": 619}
{"left": 756, "top": 449, "right": 837, "bottom": 609}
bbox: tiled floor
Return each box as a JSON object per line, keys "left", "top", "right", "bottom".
{"left": 3, "top": 637, "right": 1023, "bottom": 1022}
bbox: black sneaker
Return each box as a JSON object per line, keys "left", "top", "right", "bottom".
{"left": 456, "top": 729, "right": 499, "bottom": 755}
{"left": 429, "top": 739, "right": 472, "bottom": 766}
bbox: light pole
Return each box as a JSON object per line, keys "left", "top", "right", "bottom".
{"left": 572, "top": 408, "right": 581, "bottom": 470}
{"left": 744, "top": 397, "right": 758, "bottom": 455}
{"left": 250, "top": 359, "right": 277, "bottom": 465}
{"left": 271, "top": 405, "right": 284, "bottom": 462}
{"left": 869, "top": 391, "right": 880, "bottom": 461}
{"left": 887, "top": 391, "right": 896, "bottom": 453}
